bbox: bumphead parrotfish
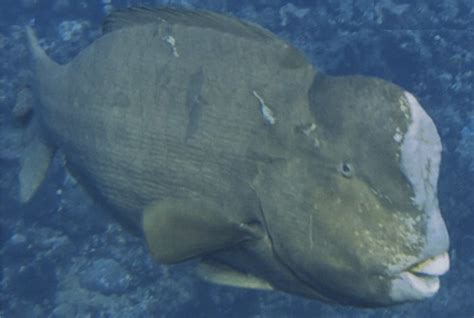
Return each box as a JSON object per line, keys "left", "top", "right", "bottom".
{"left": 22, "top": 7, "right": 449, "bottom": 307}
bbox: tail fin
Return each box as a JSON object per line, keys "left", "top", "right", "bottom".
{"left": 25, "top": 27, "right": 61, "bottom": 76}
{"left": 18, "top": 27, "right": 56, "bottom": 203}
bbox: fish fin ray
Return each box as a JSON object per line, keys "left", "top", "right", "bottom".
{"left": 25, "top": 27, "right": 61, "bottom": 76}
{"left": 197, "top": 259, "right": 274, "bottom": 290}
{"left": 142, "top": 197, "right": 260, "bottom": 264}
{"left": 103, "top": 6, "right": 277, "bottom": 42}
{"left": 19, "top": 133, "right": 54, "bottom": 203}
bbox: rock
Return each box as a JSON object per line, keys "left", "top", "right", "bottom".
{"left": 6, "top": 258, "right": 58, "bottom": 302}
{"left": 58, "top": 20, "right": 89, "bottom": 42}
{"left": 279, "top": 3, "right": 310, "bottom": 26}
{"left": 37, "top": 232, "right": 76, "bottom": 261}
{"left": 79, "top": 258, "right": 132, "bottom": 295}
{"left": 3, "top": 300, "right": 47, "bottom": 318}
{"left": 0, "top": 127, "right": 24, "bottom": 160}
{"left": 3, "top": 233, "right": 31, "bottom": 258}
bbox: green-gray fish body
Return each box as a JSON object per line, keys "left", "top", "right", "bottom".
{"left": 23, "top": 7, "right": 449, "bottom": 307}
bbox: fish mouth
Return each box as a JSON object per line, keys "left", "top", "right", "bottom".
{"left": 390, "top": 252, "right": 450, "bottom": 302}
{"left": 403, "top": 252, "right": 450, "bottom": 294}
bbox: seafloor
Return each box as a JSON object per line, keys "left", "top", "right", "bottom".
{"left": 1, "top": 0, "right": 473, "bottom": 317}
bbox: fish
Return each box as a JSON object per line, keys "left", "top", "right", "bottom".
{"left": 21, "top": 7, "right": 449, "bottom": 307}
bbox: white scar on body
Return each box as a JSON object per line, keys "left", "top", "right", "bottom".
{"left": 162, "top": 35, "right": 179, "bottom": 57}
{"left": 253, "top": 91, "right": 276, "bottom": 125}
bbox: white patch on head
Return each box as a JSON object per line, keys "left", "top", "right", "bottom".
{"left": 399, "top": 91, "right": 449, "bottom": 266}
{"left": 367, "top": 92, "right": 450, "bottom": 304}
{"left": 162, "top": 35, "right": 179, "bottom": 57}
{"left": 393, "top": 127, "right": 403, "bottom": 143}
{"left": 253, "top": 91, "right": 276, "bottom": 125}
{"left": 399, "top": 98, "right": 410, "bottom": 119}
{"left": 399, "top": 92, "right": 441, "bottom": 212}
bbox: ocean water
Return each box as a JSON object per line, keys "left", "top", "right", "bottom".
{"left": 1, "top": 1, "right": 473, "bottom": 317}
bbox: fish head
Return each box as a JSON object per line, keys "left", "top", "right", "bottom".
{"left": 257, "top": 75, "right": 449, "bottom": 306}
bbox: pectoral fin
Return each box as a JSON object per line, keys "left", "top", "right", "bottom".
{"left": 197, "top": 259, "right": 273, "bottom": 291}
{"left": 19, "top": 136, "right": 53, "bottom": 203}
{"left": 142, "top": 197, "right": 261, "bottom": 264}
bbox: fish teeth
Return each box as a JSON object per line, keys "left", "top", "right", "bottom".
{"left": 408, "top": 252, "right": 449, "bottom": 276}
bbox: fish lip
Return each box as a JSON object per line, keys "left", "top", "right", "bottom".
{"left": 404, "top": 251, "right": 450, "bottom": 276}
{"left": 389, "top": 251, "right": 449, "bottom": 302}
{"left": 397, "top": 271, "right": 441, "bottom": 299}
{"left": 389, "top": 252, "right": 450, "bottom": 303}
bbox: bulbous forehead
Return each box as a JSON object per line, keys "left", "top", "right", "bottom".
{"left": 308, "top": 74, "right": 409, "bottom": 141}
{"left": 308, "top": 75, "right": 415, "bottom": 208}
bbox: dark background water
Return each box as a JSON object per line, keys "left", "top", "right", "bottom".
{"left": 1, "top": 0, "right": 473, "bottom": 317}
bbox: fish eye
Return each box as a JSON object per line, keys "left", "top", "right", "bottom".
{"left": 339, "top": 162, "right": 354, "bottom": 178}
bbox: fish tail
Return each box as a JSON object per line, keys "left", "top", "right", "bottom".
{"left": 15, "top": 27, "right": 57, "bottom": 203}
{"left": 25, "top": 26, "right": 61, "bottom": 78}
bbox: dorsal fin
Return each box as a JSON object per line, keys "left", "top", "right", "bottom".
{"left": 103, "top": 6, "right": 278, "bottom": 42}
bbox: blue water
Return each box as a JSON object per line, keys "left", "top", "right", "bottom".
{"left": 1, "top": 1, "right": 473, "bottom": 317}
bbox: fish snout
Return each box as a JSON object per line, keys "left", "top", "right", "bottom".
{"left": 390, "top": 252, "right": 449, "bottom": 302}
{"left": 423, "top": 205, "right": 450, "bottom": 259}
